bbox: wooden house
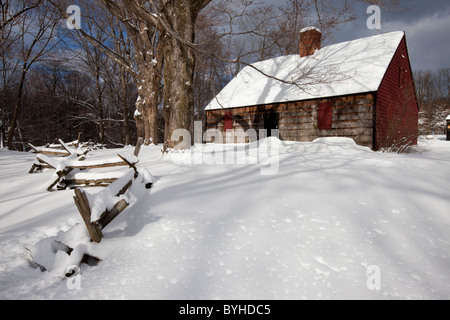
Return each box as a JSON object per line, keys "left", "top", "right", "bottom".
{"left": 205, "top": 28, "right": 419, "bottom": 150}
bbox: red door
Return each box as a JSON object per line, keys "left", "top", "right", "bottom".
{"left": 224, "top": 111, "right": 233, "bottom": 131}
{"left": 318, "top": 101, "right": 333, "bottom": 130}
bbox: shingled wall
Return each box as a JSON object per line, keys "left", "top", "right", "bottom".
{"left": 206, "top": 93, "right": 376, "bottom": 149}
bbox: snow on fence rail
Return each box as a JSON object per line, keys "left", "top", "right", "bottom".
{"left": 28, "top": 135, "right": 89, "bottom": 157}
{"left": 68, "top": 138, "right": 153, "bottom": 243}
{"left": 28, "top": 135, "right": 100, "bottom": 174}
{"left": 29, "top": 137, "right": 144, "bottom": 191}
{"left": 26, "top": 138, "right": 153, "bottom": 276}
{"left": 30, "top": 137, "right": 152, "bottom": 247}
{"left": 45, "top": 154, "right": 138, "bottom": 191}
{"left": 73, "top": 168, "right": 152, "bottom": 243}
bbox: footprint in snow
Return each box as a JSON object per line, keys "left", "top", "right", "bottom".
{"left": 373, "top": 229, "right": 386, "bottom": 235}
{"left": 313, "top": 256, "right": 343, "bottom": 273}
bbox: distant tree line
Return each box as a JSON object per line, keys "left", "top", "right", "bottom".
{"left": 1, "top": 0, "right": 138, "bottom": 149}
{"left": 414, "top": 68, "right": 450, "bottom": 135}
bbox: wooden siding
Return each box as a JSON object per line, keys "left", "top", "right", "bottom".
{"left": 375, "top": 36, "right": 419, "bottom": 150}
{"left": 206, "top": 93, "right": 375, "bottom": 148}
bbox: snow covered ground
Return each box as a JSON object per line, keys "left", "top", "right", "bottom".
{"left": 0, "top": 137, "right": 449, "bottom": 300}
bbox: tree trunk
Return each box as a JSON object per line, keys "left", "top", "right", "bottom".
{"left": 134, "top": 35, "right": 163, "bottom": 146}
{"left": 95, "top": 66, "right": 105, "bottom": 144}
{"left": 99, "top": 0, "right": 210, "bottom": 149}
{"left": 134, "top": 93, "right": 145, "bottom": 141}
{"left": 1, "top": 70, "right": 6, "bottom": 149}
{"left": 7, "top": 64, "right": 26, "bottom": 150}
{"left": 162, "top": 1, "right": 198, "bottom": 150}
{"left": 135, "top": 78, "right": 159, "bottom": 145}
{"left": 163, "top": 41, "right": 195, "bottom": 150}
{"left": 97, "top": 92, "right": 105, "bottom": 144}
{"left": 119, "top": 66, "right": 131, "bottom": 146}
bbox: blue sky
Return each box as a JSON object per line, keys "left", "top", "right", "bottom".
{"left": 262, "top": 0, "right": 450, "bottom": 71}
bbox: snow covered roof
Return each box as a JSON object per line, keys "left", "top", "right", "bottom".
{"left": 205, "top": 31, "right": 405, "bottom": 111}
{"left": 446, "top": 115, "right": 450, "bottom": 121}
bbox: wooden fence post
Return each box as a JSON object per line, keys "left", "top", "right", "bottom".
{"left": 73, "top": 188, "right": 103, "bottom": 243}
{"left": 134, "top": 137, "right": 144, "bottom": 157}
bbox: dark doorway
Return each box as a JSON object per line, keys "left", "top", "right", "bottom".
{"left": 264, "top": 110, "right": 279, "bottom": 137}
{"left": 447, "top": 121, "right": 450, "bottom": 141}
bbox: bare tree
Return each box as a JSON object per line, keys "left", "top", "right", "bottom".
{"left": 50, "top": 0, "right": 164, "bottom": 145}
{"left": 21, "top": 62, "right": 91, "bottom": 145}
{"left": 6, "top": 2, "right": 60, "bottom": 150}
{"left": 111, "top": 0, "right": 212, "bottom": 149}
{"left": 194, "top": 12, "right": 231, "bottom": 123}
{"left": 63, "top": 7, "right": 111, "bottom": 144}
{"left": 1, "top": 1, "right": 37, "bottom": 147}
{"left": 100, "top": 1, "right": 164, "bottom": 145}
{"left": 61, "top": 0, "right": 212, "bottom": 149}
{"left": 415, "top": 68, "right": 450, "bottom": 135}
{"left": 0, "top": 0, "right": 42, "bottom": 32}
{"left": 106, "top": 22, "right": 136, "bottom": 146}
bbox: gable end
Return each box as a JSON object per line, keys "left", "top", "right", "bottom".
{"left": 375, "top": 35, "right": 419, "bottom": 150}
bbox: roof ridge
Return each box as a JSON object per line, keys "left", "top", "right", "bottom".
{"left": 253, "top": 31, "right": 405, "bottom": 66}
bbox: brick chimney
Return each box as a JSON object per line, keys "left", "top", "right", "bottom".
{"left": 300, "top": 27, "right": 322, "bottom": 58}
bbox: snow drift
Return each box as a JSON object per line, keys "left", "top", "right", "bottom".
{"left": 0, "top": 137, "right": 449, "bottom": 299}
